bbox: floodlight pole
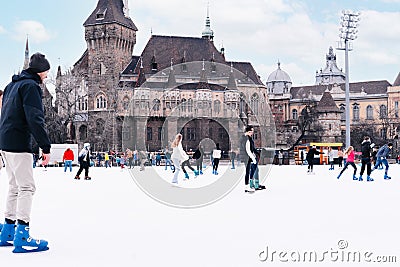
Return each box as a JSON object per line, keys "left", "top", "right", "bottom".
{"left": 337, "top": 10, "right": 360, "bottom": 148}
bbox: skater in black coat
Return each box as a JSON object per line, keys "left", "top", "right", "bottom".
{"left": 358, "top": 136, "right": 374, "bottom": 181}
{"left": 306, "top": 145, "right": 322, "bottom": 173}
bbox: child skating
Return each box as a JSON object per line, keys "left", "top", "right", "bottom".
{"left": 337, "top": 146, "right": 357, "bottom": 180}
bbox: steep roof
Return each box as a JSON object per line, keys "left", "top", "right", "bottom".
{"left": 228, "top": 61, "right": 263, "bottom": 85}
{"left": 393, "top": 72, "right": 400, "bottom": 86}
{"left": 121, "top": 35, "right": 264, "bottom": 86}
{"left": 316, "top": 90, "right": 340, "bottom": 112}
{"left": 291, "top": 80, "right": 391, "bottom": 100}
{"left": 133, "top": 35, "right": 225, "bottom": 74}
{"left": 83, "top": 0, "right": 137, "bottom": 30}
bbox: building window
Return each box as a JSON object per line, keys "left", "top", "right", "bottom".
{"left": 366, "top": 105, "right": 373, "bottom": 120}
{"left": 395, "top": 101, "right": 399, "bottom": 118}
{"left": 379, "top": 105, "right": 387, "bottom": 119}
{"left": 140, "top": 95, "right": 148, "bottom": 109}
{"left": 254, "top": 130, "right": 258, "bottom": 140}
{"left": 181, "top": 63, "right": 187, "bottom": 72}
{"left": 218, "top": 128, "right": 226, "bottom": 139}
{"left": 96, "top": 119, "right": 105, "bottom": 135}
{"left": 214, "top": 100, "right": 221, "bottom": 114}
{"left": 123, "top": 97, "right": 130, "bottom": 111}
{"left": 187, "top": 128, "right": 196, "bottom": 141}
{"left": 239, "top": 93, "right": 246, "bottom": 115}
{"left": 96, "top": 94, "right": 107, "bottom": 109}
{"left": 339, "top": 104, "right": 345, "bottom": 121}
{"left": 153, "top": 99, "right": 161, "bottom": 111}
{"left": 147, "top": 127, "right": 152, "bottom": 141}
{"left": 380, "top": 128, "right": 387, "bottom": 139}
{"left": 353, "top": 104, "right": 359, "bottom": 121}
{"left": 187, "top": 98, "right": 193, "bottom": 113}
{"left": 158, "top": 127, "right": 162, "bottom": 141}
{"left": 180, "top": 98, "right": 187, "bottom": 112}
{"left": 292, "top": 109, "right": 298, "bottom": 120}
{"left": 251, "top": 93, "right": 259, "bottom": 115}
{"left": 79, "top": 125, "right": 87, "bottom": 141}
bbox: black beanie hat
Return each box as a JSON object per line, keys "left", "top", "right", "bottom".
{"left": 27, "top": 52, "right": 50, "bottom": 73}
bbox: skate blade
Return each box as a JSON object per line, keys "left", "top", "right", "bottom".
{"left": 13, "top": 246, "right": 49, "bottom": 253}
{"left": 0, "top": 241, "right": 13, "bottom": 247}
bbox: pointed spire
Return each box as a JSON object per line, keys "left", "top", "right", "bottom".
{"left": 227, "top": 64, "right": 237, "bottom": 90}
{"left": 136, "top": 57, "right": 146, "bottom": 87}
{"left": 166, "top": 65, "right": 177, "bottom": 89}
{"left": 57, "top": 65, "right": 62, "bottom": 78}
{"left": 198, "top": 60, "right": 209, "bottom": 89}
{"left": 23, "top": 36, "right": 29, "bottom": 70}
{"left": 202, "top": 3, "right": 214, "bottom": 41}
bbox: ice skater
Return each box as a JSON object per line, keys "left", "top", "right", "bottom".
{"left": 75, "top": 143, "right": 92, "bottom": 180}
{"left": 328, "top": 147, "right": 334, "bottom": 170}
{"left": 239, "top": 126, "right": 257, "bottom": 193}
{"left": 358, "top": 136, "right": 374, "bottom": 182}
{"left": 171, "top": 134, "right": 198, "bottom": 184}
{"left": 0, "top": 53, "right": 51, "bottom": 253}
{"left": 250, "top": 149, "right": 266, "bottom": 190}
{"left": 337, "top": 148, "right": 344, "bottom": 168}
{"left": 306, "top": 145, "right": 322, "bottom": 174}
{"left": 337, "top": 146, "right": 357, "bottom": 180}
{"left": 371, "top": 142, "right": 393, "bottom": 180}
{"left": 63, "top": 147, "right": 74, "bottom": 172}
{"left": 163, "top": 146, "right": 174, "bottom": 172}
{"left": 212, "top": 143, "right": 222, "bottom": 175}
{"left": 193, "top": 144, "right": 204, "bottom": 175}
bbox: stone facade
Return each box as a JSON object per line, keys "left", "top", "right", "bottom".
{"left": 55, "top": 0, "right": 274, "bottom": 153}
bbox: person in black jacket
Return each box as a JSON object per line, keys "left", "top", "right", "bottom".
{"left": 306, "top": 145, "right": 322, "bottom": 174}
{"left": 358, "top": 136, "right": 374, "bottom": 182}
{"left": 0, "top": 53, "right": 51, "bottom": 253}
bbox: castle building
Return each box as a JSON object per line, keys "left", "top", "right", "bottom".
{"left": 267, "top": 47, "right": 398, "bottom": 148}
{"left": 55, "top": 0, "right": 272, "bottom": 152}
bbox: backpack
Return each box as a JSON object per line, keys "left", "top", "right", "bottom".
{"left": 193, "top": 149, "right": 201, "bottom": 159}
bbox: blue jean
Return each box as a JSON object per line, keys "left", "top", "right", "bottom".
{"left": 165, "top": 159, "right": 174, "bottom": 170}
{"left": 373, "top": 157, "right": 389, "bottom": 174}
{"left": 64, "top": 160, "right": 72, "bottom": 172}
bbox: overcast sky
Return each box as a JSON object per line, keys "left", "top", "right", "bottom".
{"left": 0, "top": 0, "right": 399, "bottom": 90}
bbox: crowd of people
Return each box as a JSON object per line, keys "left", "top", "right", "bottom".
{"left": 303, "top": 136, "right": 394, "bottom": 182}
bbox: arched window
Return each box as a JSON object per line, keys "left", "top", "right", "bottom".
{"left": 123, "top": 97, "right": 130, "bottom": 111}
{"left": 292, "top": 109, "right": 298, "bottom": 120}
{"left": 96, "top": 94, "right": 107, "bottom": 109}
{"left": 353, "top": 104, "right": 359, "bottom": 121}
{"left": 250, "top": 93, "right": 259, "bottom": 115}
{"left": 79, "top": 125, "right": 87, "bottom": 141}
{"left": 239, "top": 93, "right": 246, "bottom": 115}
{"left": 214, "top": 100, "right": 221, "bottom": 114}
{"left": 152, "top": 99, "right": 160, "bottom": 111}
{"left": 187, "top": 98, "right": 193, "bottom": 113}
{"left": 96, "top": 119, "right": 105, "bottom": 135}
{"left": 140, "top": 95, "right": 148, "bottom": 109}
{"left": 339, "top": 104, "right": 345, "bottom": 121}
{"left": 379, "top": 105, "right": 387, "bottom": 119}
{"left": 180, "top": 98, "right": 187, "bottom": 112}
{"left": 366, "top": 105, "right": 373, "bottom": 120}
{"left": 380, "top": 128, "right": 387, "bottom": 139}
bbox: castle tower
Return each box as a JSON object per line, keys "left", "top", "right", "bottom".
{"left": 315, "top": 46, "right": 345, "bottom": 85}
{"left": 201, "top": 4, "right": 214, "bottom": 41}
{"left": 83, "top": 0, "right": 137, "bottom": 149}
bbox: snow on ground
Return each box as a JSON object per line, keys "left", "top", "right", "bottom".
{"left": 0, "top": 162, "right": 399, "bottom": 267}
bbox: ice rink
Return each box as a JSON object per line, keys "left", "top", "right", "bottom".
{"left": 0, "top": 162, "right": 399, "bottom": 267}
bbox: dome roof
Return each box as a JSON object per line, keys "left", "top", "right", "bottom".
{"left": 267, "top": 62, "right": 291, "bottom": 83}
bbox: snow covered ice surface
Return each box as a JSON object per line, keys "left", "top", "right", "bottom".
{"left": 0, "top": 163, "right": 399, "bottom": 267}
